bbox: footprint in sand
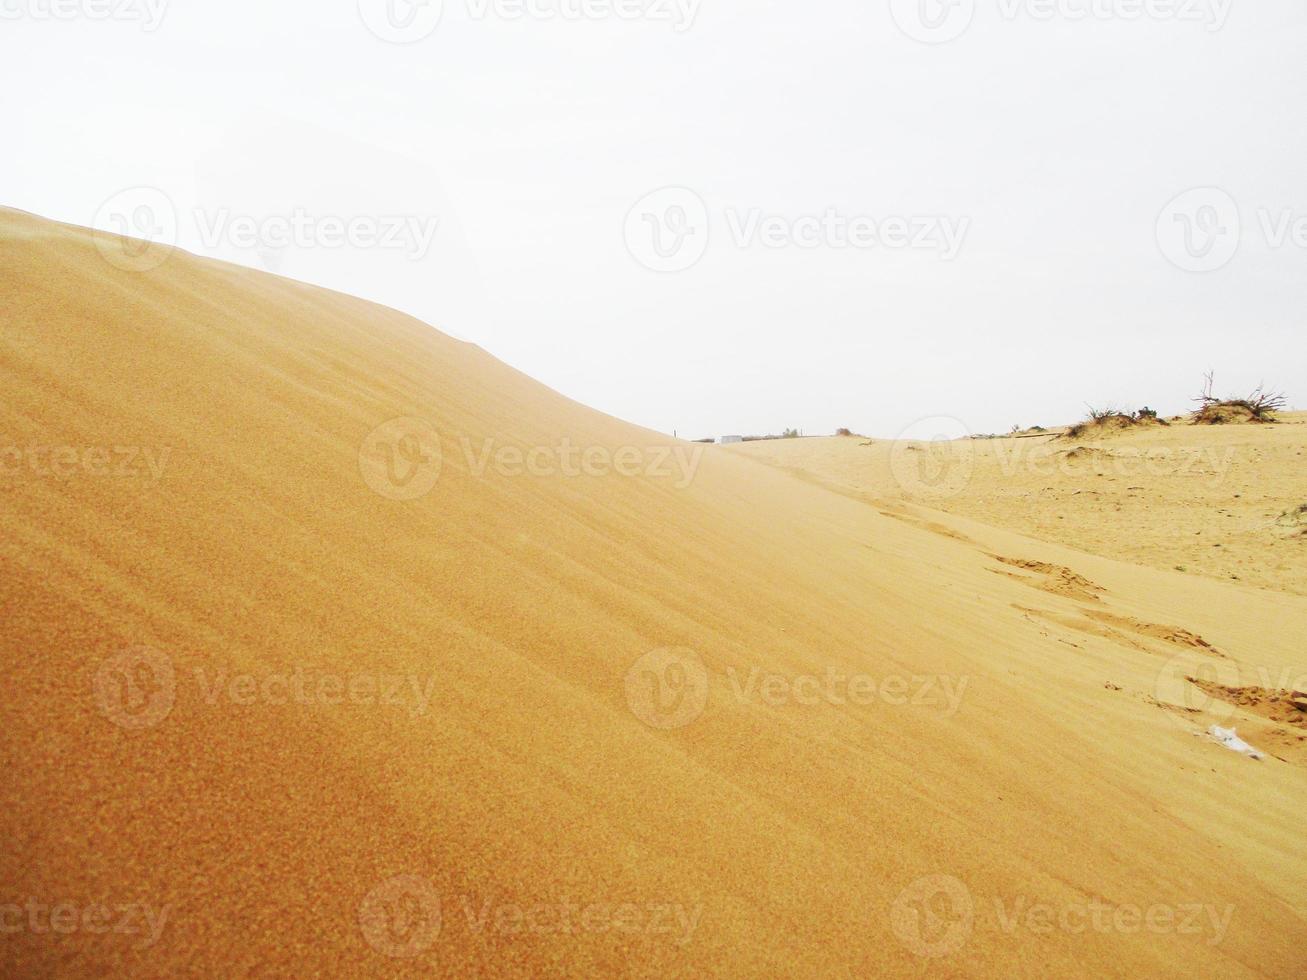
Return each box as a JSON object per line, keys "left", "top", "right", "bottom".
{"left": 989, "top": 555, "right": 1106, "bottom": 604}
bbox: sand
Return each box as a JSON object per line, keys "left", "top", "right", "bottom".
{"left": 2, "top": 207, "right": 1304, "bottom": 977}
{"left": 728, "top": 419, "right": 1307, "bottom": 597}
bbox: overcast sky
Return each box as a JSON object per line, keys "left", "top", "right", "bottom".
{"left": 4, "top": 1, "right": 1304, "bottom": 438}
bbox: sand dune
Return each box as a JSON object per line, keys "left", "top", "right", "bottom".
{"left": 730, "top": 420, "right": 1307, "bottom": 597}
{"left": 2, "top": 208, "right": 1305, "bottom": 977}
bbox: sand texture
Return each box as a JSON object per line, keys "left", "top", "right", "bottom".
{"left": 2, "top": 208, "right": 1305, "bottom": 977}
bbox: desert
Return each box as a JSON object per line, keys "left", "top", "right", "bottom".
{"left": 4, "top": 4, "right": 1306, "bottom": 977}
{"left": 2, "top": 208, "right": 1304, "bottom": 977}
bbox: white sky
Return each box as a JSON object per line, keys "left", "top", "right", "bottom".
{"left": 3, "top": 1, "right": 1304, "bottom": 439}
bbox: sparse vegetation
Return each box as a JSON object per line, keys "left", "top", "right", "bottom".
{"left": 781, "top": 428, "right": 801, "bottom": 439}
{"left": 1087, "top": 405, "right": 1129, "bottom": 423}
{"left": 1063, "top": 404, "right": 1169, "bottom": 439}
{"left": 1192, "top": 370, "right": 1286, "bottom": 424}
{"left": 835, "top": 427, "right": 853, "bottom": 437}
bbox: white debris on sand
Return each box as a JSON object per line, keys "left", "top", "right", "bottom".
{"left": 1200, "top": 726, "right": 1264, "bottom": 760}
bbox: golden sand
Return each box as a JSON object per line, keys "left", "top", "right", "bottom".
{"left": 2, "top": 208, "right": 1304, "bottom": 976}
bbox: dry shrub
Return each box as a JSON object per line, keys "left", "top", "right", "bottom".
{"left": 1192, "top": 371, "right": 1286, "bottom": 424}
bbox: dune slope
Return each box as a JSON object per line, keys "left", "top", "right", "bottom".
{"left": 1, "top": 209, "right": 1305, "bottom": 977}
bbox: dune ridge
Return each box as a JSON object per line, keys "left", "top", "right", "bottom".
{"left": 2, "top": 209, "right": 1305, "bottom": 977}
